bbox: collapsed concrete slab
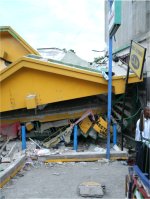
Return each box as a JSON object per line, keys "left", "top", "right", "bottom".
{"left": 37, "top": 150, "right": 128, "bottom": 163}
{"left": 0, "top": 154, "right": 26, "bottom": 188}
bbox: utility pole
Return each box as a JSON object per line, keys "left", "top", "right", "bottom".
{"left": 106, "top": 31, "right": 112, "bottom": 160}
{"left": 106, "top": 0, "right": 121, "bottom": 159}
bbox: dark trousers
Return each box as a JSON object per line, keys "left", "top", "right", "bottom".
{"left": 136, "top": 141, "right": 150, "bottom": 179}
{"left": 136, "top": 141, "right": 143, "bottom": 170}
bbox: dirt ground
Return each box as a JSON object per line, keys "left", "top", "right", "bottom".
{"left": 1, "top": 160, "right": 128, "bottom": 199}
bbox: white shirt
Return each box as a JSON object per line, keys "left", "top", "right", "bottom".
{"left": 135, "top": 118, "right": 150, "bottom": 142}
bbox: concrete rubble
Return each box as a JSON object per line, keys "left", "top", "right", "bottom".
{"left": 0, "top": 135, "right": 129, "bottom": 190}
{"left": 0, "top": 131, "right": 131, "bottom": 198}
{"left": 79, "top": 181, "right": 104, "bottom": 198}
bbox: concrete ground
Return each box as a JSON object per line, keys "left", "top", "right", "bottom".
{"left": 1, "top": 160, "right": 128, "bottom": 199}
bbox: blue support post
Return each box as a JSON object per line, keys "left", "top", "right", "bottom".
{"left": 113, "top": 123, "right": 117, "bottom": 145}
{"left": 73, "top": 125, "right": 78, "bottom": 151}
{"left": 106, "top": 36, "right": 112, "bottom": 160}
{"left": 21, "top": 125, "right": 26, "bottom": 150}
{"left": 106, "top": 0, "right": 113, "bottom": 160}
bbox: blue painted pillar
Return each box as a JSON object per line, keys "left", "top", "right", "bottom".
{"left": 21, "top": 125, "right": 26, "bottom": 150}
{"left": 106, "top": 36, "right": 113, "bottom": 160}
{"left": 73, "top": 125, "right": 78, "bottom": 151}
{"left": 113, "top": 123, "right": 117, "bottom": 145}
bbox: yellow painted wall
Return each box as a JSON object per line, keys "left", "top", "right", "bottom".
{"left": 0, "top": 67, "right": 107, "bottom": 112}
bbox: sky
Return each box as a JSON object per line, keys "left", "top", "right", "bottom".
{"left": 0, "top": 0, "right": 106, "bottom": 62}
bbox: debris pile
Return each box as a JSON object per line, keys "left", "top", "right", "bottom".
{"left": 37, "top": 110, "right": 113, "bottom": 149}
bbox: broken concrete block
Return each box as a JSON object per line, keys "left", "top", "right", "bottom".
{"left": 79, "top": 181, "right": 104, "bottom": 198}
{"left": 7, "top": 143, "right": 17, "bottom": 158}
{"left": 1, "top": 157, "right": 11, "bottom": 163}
{"left": 34, "top": 149, "right": 51, "bottom": 156}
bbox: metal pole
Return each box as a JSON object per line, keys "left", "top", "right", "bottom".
{"left": 113, "top": 123, "right": 117, "bottom": 145}
{"left": 73, "top": 125, "right": 78, "bottom": 151}
{"left": 106, "top": 35, "right": 113, "bottom": 159}
{"left": 21, "top": 125, "right": 26, "bottom": 150}
{"left": 121, "top": 66, "right": 130, "bottom": 151}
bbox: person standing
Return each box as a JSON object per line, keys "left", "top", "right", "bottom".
{"left": 135, "top": 106, "right": 150, "bottom": 142}
{"left": 135, "top": 106, "right": 150, "bottom": 176}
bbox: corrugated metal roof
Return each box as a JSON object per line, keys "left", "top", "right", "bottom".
{"left": 38, "top": 48, "right": 91, "bottom": 68}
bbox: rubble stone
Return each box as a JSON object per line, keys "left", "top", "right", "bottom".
{"left": 78, "top": 181, "right": 104, "bottom": 198}
{"left": 1, "top": 157, "right": 11, "bottom": 163}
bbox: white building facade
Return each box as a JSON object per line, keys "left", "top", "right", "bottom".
{"left": 105, "top": 0, "right": 150, "bottom": 106}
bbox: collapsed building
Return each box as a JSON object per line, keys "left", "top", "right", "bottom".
{"left": 0, "top": 26, "right": 142, "bottom": 147}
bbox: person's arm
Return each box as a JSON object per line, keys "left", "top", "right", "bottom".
{"left": 143, "top": 119, "right": 150, "bottom": 140}
{"left": 135, "top": 120, "right": 141, "bottom": 141}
